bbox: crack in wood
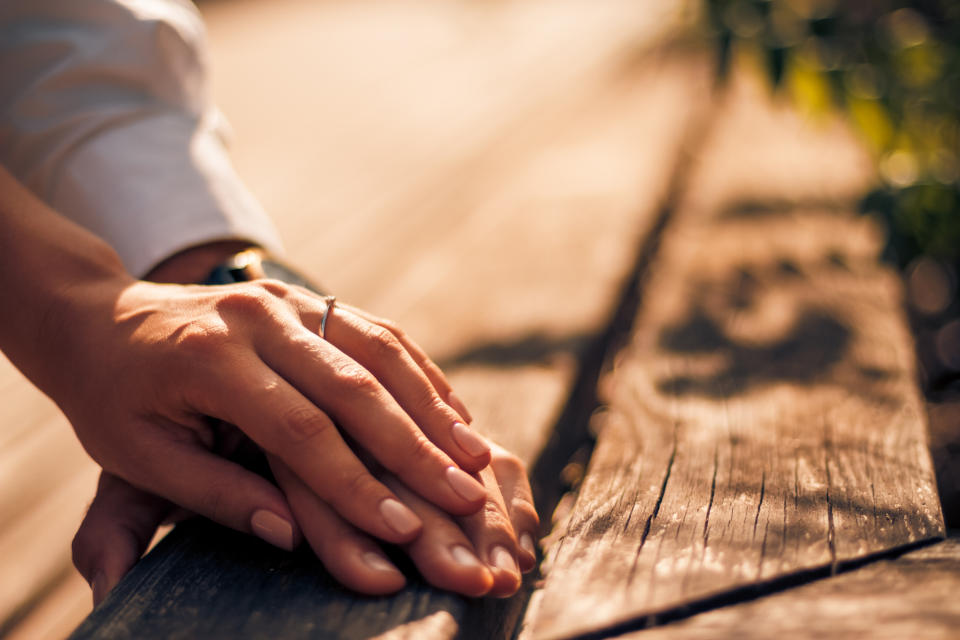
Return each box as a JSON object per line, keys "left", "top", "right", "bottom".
{"left": 627, "top": 434, "right": 677, "bottom": 587}
{"left": 753, "top": 471, "right": 766, "bottom": 539}
{"left": 823, "top": 419, "right": 838, "bottom": 575}
{"left": 793, "top": 450, "right": 800, "bottom": 511}
{"left": 703, "top": 446, "right": 719, "bottom": 548}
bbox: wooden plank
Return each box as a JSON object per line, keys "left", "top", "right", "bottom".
{"left": 65, "top": 4, "right": 712, "bottom": 640}
{"left": 68, "top": 57, "right": 710, "bottom": 640}
{"left": 529, "top": 71, "right": 945, "bottom": 640}
{"left": 611, "top": 537, "right": 960, "bottom": 639}
{"left": 3, "top": 1, "right": 699, "bottom": 637}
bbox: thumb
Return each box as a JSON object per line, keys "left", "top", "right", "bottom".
{"left": 125, "top": 435, "right": 302, "bottom": 555}
{"left": 72, "top": 472, "right": 172, "bottom": 605}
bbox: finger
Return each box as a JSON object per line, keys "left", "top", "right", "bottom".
{"left": 190, "top": 362, "right": 425, "bottom": 543}
{"left": 338, "top": 303, "right": 474, "bottom": 424}
{"left": 72, "top": 472, "right": 172, "bottom": 605}
{"left": 309, "top": 303, "right": 490, "bottom": 469}
{"left": 251, "top": 322, "right": 487, "bottom": 518}
{"left": 270, "top": 456, "right": 407, "bottom": 595}
{"left": 488, "top": 442, "right": 540, "bottom": 572}
{"left": 456, "top": 466, "right": 523, "bottom": 596}
{"left": 118, "top": 424, "right": 301, "bottom": 552}
{"left": 382, "top": 475, "right": 495, "bottom": 597}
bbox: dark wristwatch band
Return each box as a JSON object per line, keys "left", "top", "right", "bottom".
{"left": 202, "top": 248, "right": 325, "bottom": 294}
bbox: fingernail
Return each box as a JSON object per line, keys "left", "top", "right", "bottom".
{"left": 379, "top": 498, "right": 421, "bottom": 537}
{"left": 520, "top": 532, "right": 537, "bottom": 557}
{"left": 362, "top": 551, "right": 400, "bottom": 574}
{"left": 490, "top": 545, "right": 519, "bottom": 575}
{"left": 451, "top": 421, "right": 490, "bottom": 458}
{"left": 445, "top": 466, "right": 486, "bottom": 503}
{"left": 251, "top": 510, "right": 295, "bottom": 551}
{"left": 447, "top": 391, "right": 473, "bottom": 423}
{"left": 91, "top": 571, "right": 107, "bottom": 606}
{"left": 450, "top": 545, "right": 482, "bottom": 568}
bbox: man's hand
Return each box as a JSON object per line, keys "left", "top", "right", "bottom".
{"left": 73, "top": 442, "right": 539, "bottom": 604}
{"left": 55, "top": 278, "right": 493, "bottom": 551}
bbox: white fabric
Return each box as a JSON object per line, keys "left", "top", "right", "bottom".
{"left": 0, "top": 0, "right": 284, "bottom": 276}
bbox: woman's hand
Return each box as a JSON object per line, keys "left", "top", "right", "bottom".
{"left": 73, "top": 442, "right": 540, "bottom": 604}
{"left": 271, "top": 439, "right": 540, "bottom": 596}
{"left": 54, "top": 278, "right": 492, "bottom": 551}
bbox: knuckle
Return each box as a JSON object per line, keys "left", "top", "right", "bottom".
{"left": 173, "top": 318, "right": 232, "bottom": 357}
{"left": 378, "top": 318, "right": 405, "bottom": 339}
{"left": 510, "top": 498, "right": 540, "bottom": 526}
{"left": 215, "top": 284, "right": 277, "bottom": 319}
{"left": 492, "top": 449, "right": 526, "bottom": 474}
{"left": 256, "top": 279, "right": 291, "bottom": 298}
{"left": 195, "top": 481, "right": 228, "bottom": 523}
{"left": 344, "top": 469, "right": 382, "bottom": 501}
{"left": 278, "top": 405, "right": 330, "bottom": 445}
{"left": 331, "top": 360, "right": 380, "bottom": 395}
{"left": 403, "top": 434, "right": 439, "bottom": 470}
{"left": 480, "top": 500, "right": 514, "bottom": 531}
{"left": 365, "top": 325, "right": 405, "bottom": 361}
{"left": 413, "top": 386, "right": 446, "bottom": 417}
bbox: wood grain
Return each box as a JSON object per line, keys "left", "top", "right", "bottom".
{"left": 68, "top": 59, "right": 709, "bottom": 640}
{"left": 3, "top": 2, "right": 698, "bottom": 637}
{"left": 65, "top": 3, "right": 709, "bottom": 639}
{"left": 529, "top": 73, "right": 945, "bottom": 640}
{"left": 613, "top": 537, "right": 960, "bottom": 640}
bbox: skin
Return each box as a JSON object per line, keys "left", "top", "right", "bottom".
{"left": 74, "top": 440, "right": 538, "bottom": 603}
{"left": 0, "top": 167, "right": 539, "bottom": 602}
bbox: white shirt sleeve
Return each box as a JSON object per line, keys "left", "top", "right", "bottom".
{"left": 0, "top": 0, "right": 284, "bottom": 277}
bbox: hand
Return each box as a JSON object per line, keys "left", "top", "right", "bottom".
{"left": 73, "top": 442, "right": 540, "bottom": 604}
{"left": 50, "top": 277, "right": 492, "bottom": 552}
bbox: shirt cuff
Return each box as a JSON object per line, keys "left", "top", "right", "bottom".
{"left": 48, "top": 109, "right": 284, "bottom": 278}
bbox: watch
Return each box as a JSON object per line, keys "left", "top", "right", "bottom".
{"left": 202, "top": 248, "right": 325, "bottom": 294}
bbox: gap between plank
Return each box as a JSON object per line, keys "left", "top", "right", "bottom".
{"left": 527, "top": 58, "right": 720, "bottom": 527}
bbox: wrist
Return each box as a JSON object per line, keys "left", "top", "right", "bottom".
{"left": 145, "top": 240, "right": 259, "bottom": 284}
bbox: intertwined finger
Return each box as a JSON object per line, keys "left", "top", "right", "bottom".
{"left": 186, "top": 358, "right": 427, "bottom": 543}
{"left": 251, "top": 314, "right": 487, "bottom": 519}
{"left": 270, "top": 457, "right": 408, "bottom": 595}
{"left": 382, "top": 474, "right": 496, "bottom": 597}
{"left": 454, "top": 465, "right": 524, "bottom": 596}
{"left": 115, "top": 421, "right": 302, "bottom": 550}
{"left": 488, "top": 442, "right": 540, "bottom": 571}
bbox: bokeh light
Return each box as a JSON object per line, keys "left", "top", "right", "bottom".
{"left": 704, "top": 0, "right": 960, "bottom": 269}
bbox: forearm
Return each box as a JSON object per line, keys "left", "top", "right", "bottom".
{"left": 0, "top": 166, "right": 133, "bottom": 395}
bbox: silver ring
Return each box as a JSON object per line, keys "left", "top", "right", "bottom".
{"left": 319, "top": 295, "right": 337, "bottom": 339}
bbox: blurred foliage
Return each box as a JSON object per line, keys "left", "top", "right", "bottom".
{"left": 704, "top": 0, "right": 960, "bottom": 268}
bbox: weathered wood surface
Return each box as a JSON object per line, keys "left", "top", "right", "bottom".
{"left": 528, "top": 73, "right": 946, "bottom": 640}
{"left": 613, "top": 536, "right": 960, "bottom": 639}
{"left": 66, "top": 3, "right": 711, "bottom": 639}
{"left": 2, "top": 1, "right": 697, "bottom": 637}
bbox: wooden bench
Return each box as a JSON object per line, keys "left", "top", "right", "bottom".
{"left": 3, "top": 1, "right": 956, "bottom": 638}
